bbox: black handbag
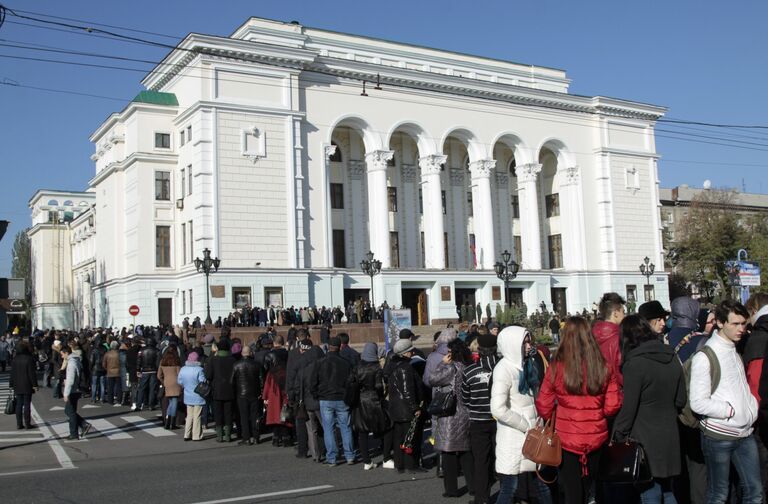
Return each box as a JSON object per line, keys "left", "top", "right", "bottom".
{"left": 4, "top": 393, "right": 16, "bottom": 415}
{"left": 598, "top": 436, "right": 652, "bottom": 485}
{"left": 193, "top": 381, "right": 211, "bottom": 400}
{"left": 427, "top": 386, "right": 456, "bottom": 417}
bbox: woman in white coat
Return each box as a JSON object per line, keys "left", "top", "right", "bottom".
{"left": 490, "top": 326, "right": 552, "bottom": 504}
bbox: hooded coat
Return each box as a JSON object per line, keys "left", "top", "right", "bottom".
{"left": 613, "top": 339, "right": 687, "bottom": 478}
{"left": 490, "top": 326, "right": 538, "bottom": 475}
{"left": 591, "top": 321, "right": 623, "bottom": 388}
{"left": 667, "top": 297, "right": 704, "bottom": 363}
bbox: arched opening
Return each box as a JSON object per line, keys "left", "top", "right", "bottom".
{"left": 442, "top": 129, "right": 479, "bottom": 270}
{"left": 492, "top": 135, "right": 525, "bottom": 267}
{"left": 539, "top": 147, "right": 562, "bottom": 270}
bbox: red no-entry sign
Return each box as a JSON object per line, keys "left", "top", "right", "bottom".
{"left": 129, "top": 305, "right": 140, "bottom": 316}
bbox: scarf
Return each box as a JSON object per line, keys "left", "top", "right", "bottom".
{"left": 518, "top": 347, "right": 541, "bottom": 396}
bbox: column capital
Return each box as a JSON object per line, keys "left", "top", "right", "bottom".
{"left": 324, "top": 144, "right": 338, "bottom": 160}
{"left": 558, "top": 165, "right": 580, "bottom": 186}
{"left": 365, "top": 150, "right": 394, "bottom": 172}
{"left": 419, "top": 154, "right": 447, "bottom": 176}
{"left": 517, "top": 163, "right": 542, "bottom": 183}
{"left": 469, "top": 159, "right": 496, "bottom": 179}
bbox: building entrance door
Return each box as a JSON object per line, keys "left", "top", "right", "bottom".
{"left": 158, "top": 298, "right": 173, "bottom": 326}
{"left": 550, "top": 288, "right": 567, "bottom": 317}
{"left": 455, "top": 288, "right": 477, "bottom": 323}
{"left": 401, "top": 288, "right": 428, "bottom": 325}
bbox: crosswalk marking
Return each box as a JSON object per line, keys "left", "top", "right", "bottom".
{"left": 87, "top": 418, "right": 132, "bottom": 440}
{"left": 50, "top": 406, "right": 64, "bottom": 411}
{"left": 48, "top": 420, "right": 85, "bottom": 442}
{"left": 120, "top": 415, "right": 175, "bottom": 437}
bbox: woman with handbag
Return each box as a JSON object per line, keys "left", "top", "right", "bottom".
{"left": 612, "top": 315, "right": 686, "bottom": 503}
{"left": 535, "top": 317, "right": 622, "bottom": 504}
{"left": 353, "top": 342, "right": 390, "bottom": 470}
{"left": 424, "top": 329, "right": 475, "bottom": 498}
{"left": 491, "top": 326, "right": 552, "bottom": 504}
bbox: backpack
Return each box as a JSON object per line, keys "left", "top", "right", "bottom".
{"left": 678, "top": 346, "right": 720, "bottom": 429}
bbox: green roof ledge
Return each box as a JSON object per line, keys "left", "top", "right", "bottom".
{"left": 131, "top": 90, "right": 178, "bottom": 106}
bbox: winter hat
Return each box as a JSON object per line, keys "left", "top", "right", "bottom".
{"left": 231, "top": 343, "right": 242, "bottom": 355}
{"left": 477, "top": 332, "right": 497, "bottom": 349}
{"left": 671, "top": 297, "right": 700, "bottom": 330}
{"left": 398, "top": 328, "right": 415, "bottom": 340}
{"left": 361, "top": 342, "right": 379, "bottom": 363}
{"left": 328, "top": 336, "right": 341, "bottom": 348}
{"left": 393, "top": 338, "right": 414, "bottom": 355}
{"left": 203, "top": 334, "right": 214, "bottom": 344}
{"left": 187, "top": 352, "right": 199, "bottom": 362}
{"left": 638, "top": 300, "right": 670, "bottom": 321}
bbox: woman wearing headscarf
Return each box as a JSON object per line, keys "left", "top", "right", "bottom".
{"left": 353, "top": 342, "right": 389, "bottom": 470}
{"left": 490, "top": 326, "right": 552, "bottom": 504}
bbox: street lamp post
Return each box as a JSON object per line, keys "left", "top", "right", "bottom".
{"left": 494, "top": 250, "right": 520, "bottom": 307}
{"left": 360, "top": 250, "right": 382, "bottom": 315}
{"left": 194, "top": 248, "right": 220, "bottom": 325}
{"left": 639, "top": 256, "right": 656, "bottom": 301}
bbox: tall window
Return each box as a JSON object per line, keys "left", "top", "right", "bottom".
{"left": 187, "top": 165, "right": 193, "bottom": 195}
{"left": 388, "top": 187, "right": 398, "bottom": 212}
{"left": 420, "top": 231, "right": 425, "bottom": 268}
{"left": 232, "top": 287, "right": 252, "bottom": 309}
{"left": 330, "top": 183, "right": 344, "bottom": 209}
{"left": 180, "top": 168, "right": 186, "bottom": 198}
{"left": 189, "top": 289, "right": 193, "bottom": 312}
{"left": 469, "top": 233, "right": 476, "bottom": 268}
{"left": 418, "top": 189, "right": 423, "bottom": 214}
{"left": 443, "top": 232, "right": 450, "bottom": 269}
{"left": 182, "top": 290, "right": 186, "bottom": 314}
{"left": 390, "top": 231, "right": 400, "bottom": 268}
{"left": 187, "top": 125, "right": 192, "bottom": 143}
{"left": 545, "top": 193, "right": 560, "bottom": 218}
{"left": 548, "top": 234, "right": 563, "bottom": 269}
{"left": 154, "top": 132, "right": 170, "bottom": 149}
{"left": 179, "top": 130, "right": 185, "bottom": 146}
{"left": 511, "top": 195, "right": 520, "bottom": 218}
{"left": 441, "top": 190, "right": 447, "bottom": 215}
{"left": 188, "top": 220, "right": 193, "bottom": 263}
{"left": 155, "top": 172, "right": 171, "bottom": 201}
{"left": 514, "top": 236, "right": 522, "bottom": 265}
{"left": 181, "top": 223, "right": 186, "bottom": 265}
{"left": 156, "top": 226, "right": 171, "bottom": 267}
{"left": 467, "top": 192, "right": 473, "bottom": 216}
{"left": 332, "top": 229, "right": 346, "bottom": 268}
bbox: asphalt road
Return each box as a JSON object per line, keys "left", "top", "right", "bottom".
{"left": 0, "top": 369, "right": 456, "bottom": 504}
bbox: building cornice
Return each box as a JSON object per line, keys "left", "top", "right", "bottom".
{"left": 89, "top": 152, "right": 178, "bottom": 187}
{"left": 173, "top": 100, "right": 306, "bottom": 125}
{"left": 593, "top": 147, "right": 661, "bottom": 159}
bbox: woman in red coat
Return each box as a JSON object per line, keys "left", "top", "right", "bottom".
{"left": 535, "top": 317, "right": 622, "bottom": 504}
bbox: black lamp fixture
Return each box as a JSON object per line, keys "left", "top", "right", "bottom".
{"left": 360, "top": 250, "right": 382, "bottom": 313}
{"left": 194, "top": 247, "right": 220, "bottom": 325}
{"left": 494, "top": 249, "right": 520, "bottom": 306}
{"left": 639, "top": 256, "right": 655, "bottom": 301}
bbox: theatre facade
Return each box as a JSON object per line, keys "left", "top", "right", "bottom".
{"left": 29, "top": 17, "right": 668, "bottom": 329}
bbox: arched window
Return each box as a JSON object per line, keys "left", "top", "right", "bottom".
{"left": 508, "top": 158, "right": 517, "bottom": 178}
{"left": 329, "top": 141, "right": 342, "bottom": 162}
{"left": 63, "top": 200, "right": 74, "bottom": 206}
{"left": 47, "top": 199, "right": 59, "bottom": 206}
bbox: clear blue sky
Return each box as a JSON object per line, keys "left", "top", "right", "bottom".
{"left": 1, "top": 0, "right": 767, "bottom": 276}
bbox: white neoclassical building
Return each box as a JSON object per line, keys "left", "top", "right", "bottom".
{"left": 29, "top": 17, "right": 668, "bottom": 329}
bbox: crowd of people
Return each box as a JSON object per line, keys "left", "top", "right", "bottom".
{"left": 3, "top": 291, "right": 768, "bottom": 504}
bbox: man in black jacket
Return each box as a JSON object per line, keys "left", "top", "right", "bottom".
{"left": 135, "top": 339, "right": 159, "bottom": 410}
{"left": 386, "top": 338, "right": 422, "bottom": 472}
{"left": 233, "top": 346, "right": 261, "bottom": 445}
{"left": 9, "top": 341, "right": 38, "bottom": 429}
{"left": 311, "top": 336, "right": 355, "bottom": 465}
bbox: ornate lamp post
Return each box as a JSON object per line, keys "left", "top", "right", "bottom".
{"left": 194, "top": 248, "right": 220, "bottom": 325}
{"left": 360, "top": 250, "right": 382, "bottom": 315}
{"left": 494, "top": 250, "right": 520, "bottom": 306}
{"left": 639, "top": 256, "right": 655, "bottom": 301}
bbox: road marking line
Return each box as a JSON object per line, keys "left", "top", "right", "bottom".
{"left": 0, "top": 431, "right": 46, "bottom": 435}
{"left": 31, "top": 404, "right": 76, "bottom": 469}
{"left": 0, "top": 466, "right": 73, "bottom": 477}
{"left": 47, "top": 420, "right": 86, "bottom": 442}
{"left": 0, "top": 437, "right": 46, "bottom": 442}
{"left": 50, "top": 406, "right": 65, "bottom": 411}
{"left": 185, "top": 485, "right": 335, "bottom": 504}
{"left": 120, "top": 415, "right": 175, "bottom": 437}
{"left": 87, "top": 418, "right": 132, "bottom": 440}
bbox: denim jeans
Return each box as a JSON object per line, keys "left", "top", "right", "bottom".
{"left": 167, "top": 397, "right": 178, "bottom": 417}
{"left": 91, "top": 375, "right": 106, "bottom": 402}
{"left": 701, "top": 433, "right": 763, "bottom": 504}
{"left": 65, "top": 392, "right": 85, "bottom": 437}
{"left": 496, "top": 473, "right": 552, "bottom": 504}
{"left": 640, "top": 478, "right": 677, "bottom": 504}
{"left": 106, "top": 376, "right": 122, "bottom": 404}
{"left": 136, "top": 372, "right": 158, "bottom": 409}
{"left": 319, "top": 400, "right": 356, "bottom": 463}
{"left": 14, "top": 393, "right": 32, "bottom": 428}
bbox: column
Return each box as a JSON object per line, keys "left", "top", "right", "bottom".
{"left": 469, "top": 159, "right": 497, "bottom": 270}
{"left": 323, "top": 144, "right": 337, "bottom": 267}
{"left": 419, "top": 154, "right": 447, "bottom": 269}
{"left": 365, "top": 150, "right": 394, "bottom": 268}
{"left": 400, "top": 164, "right": 418, "bottom": 268}
{"left": 495, "top": 171, "right": 511, "bottom": 256}
{"left": 557, "top": 165, "right": 585, "bottom": 270}
{"left": 517, "top": 163, "right": 543, "bottom": 270}
{"left": 348, "top": 160, "right": 367, "bottom": 267}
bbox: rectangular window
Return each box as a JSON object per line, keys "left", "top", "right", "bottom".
{"left": 232, "top": 287, "right": 252, "bottom": 309}
{"left": 180, "top": 168, "right": 186, "bottom": 198}
{"left": 188, "top": 220, "right": 193, "bottom": 263}
{"left": 511, "top": 195, "right": 520, "bottom": 219}
{"left": 187, "top": 165, "right": 193, "bottom": 195}
{"left": 514, "top": 236, "right": 522, "bottom": 265}
{"left": 332, "top": 229, "right": 346, "bottom": 268}
{"left": 155, "top": 225, "right": 171, "bottom": 267}
{"left": 444, "top": 232, "right": 450, "bottom": 269}
{"left": 469, "top": 233, "right": 476, "bottom": 268}
{"left": 155, "top": 171, "right": 171, "bottom": 201}
{"left": 154, "top": 132, "right": 170, "bottom": 149}
{"left": 420, "top": 231, "right": 426, "bottom": 268}
{"left": 189, "top": 289, "right": 193, "bottom": 312}
{"left": 180, "top": 130, "right": 185, "bottom": 147}
{"left": 545, "top": 193, "right": 560, "bottom": 218}
{"left": 548, "top": 234, "right": 563, "bottom": 269}
{"left": 388, "top": 187, "right": 398, "bottom": 213}
{"left": 330, "top": 183, "right": 344, "bottom": 209}
{"left": 182, "top": 290, "right": 186, "bottom": 314}
{"left": 626, "top": 285, "right": 637, "bottom": 304}
{"left": 187, "top": 125, "right": 192, "bottom": 143}
{"left": 181, "top": 223, "right": 186, "bottom": 265}
{"left": 390, "top": 231, "right": 400, "bottom": 268}
{"left": 441, "top": 190, "right": 447, "bottom": 215}
{"left": 467, "top": 192, "right": 473, "bottom": 216}
{"left": 418, "top": 189, "right": 423, "bottom": 214}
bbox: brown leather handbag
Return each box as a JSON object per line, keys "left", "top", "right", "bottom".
{"left": 522, "top": 410, "right": 561, "bottom": 483}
